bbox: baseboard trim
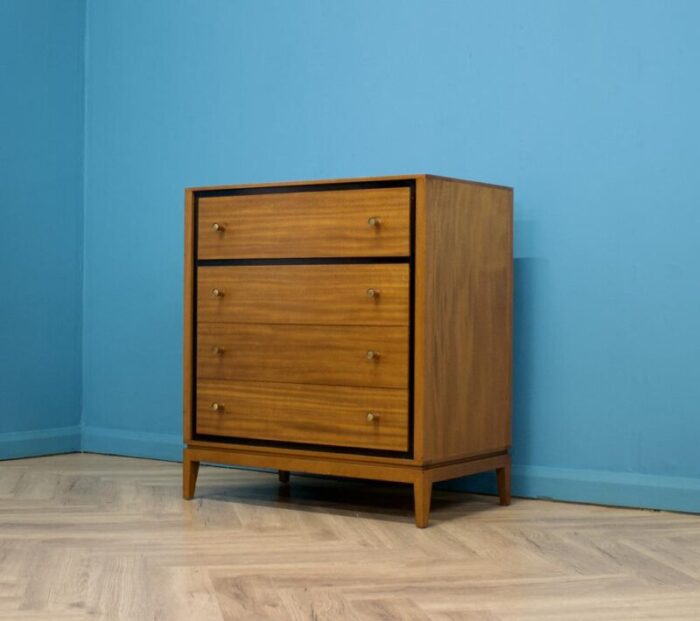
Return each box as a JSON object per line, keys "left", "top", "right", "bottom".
{"left": 81, "top": 426, "right": 182, "bottom": 462}
{"left": 443, "top": 464, "right": 700, "bottom": 514}
{"left": 0, "top": 426, "right": 81, "bottom": 460}
{"left": 6, "top": 428, "right": 698, "bottom": 515}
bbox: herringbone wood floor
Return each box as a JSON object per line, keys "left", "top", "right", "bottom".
{"left": 1, "top": 454, "right": 699, "bottom": 620}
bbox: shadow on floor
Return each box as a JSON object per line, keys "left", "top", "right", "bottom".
{"left": 194, "top": 468, "right": 505, "bottom": 525}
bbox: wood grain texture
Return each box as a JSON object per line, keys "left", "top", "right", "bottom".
{"left": 186, "top": 175, "right": 514, "bottom": 527}
{"left": 182, "top": 450, "right": 199, "bottom": 500}
{"left": 182, "top": 447, "right": 507, "bottom": 499}
{"left": 186, "top": 435, "right": 419, "bottom": 466}
{"left": 413, "top": 475, "right": 432, "bottom": 528}
{"left": 424, "top": 453, "right": 510, "bottom": 484}
{"left": 197, "top": 264, "right": 409, "bottom": 326}
{"left": 197, "top": 187, "right": 410, "bottom": 259}
{"left": 187, "top": 173, "right": 511, "bottom": 192}
{"left": 186, "top": 445, "right": 421, "bottom": 483}
{"left": 412, "top": 176, "right": 428, "bottom": 464}
{"left": 418, "top": 177, "right": 513, "bottom": 463}
{"left": 4, "top": 454, "right": 700, "bottom": 621}
{"left": 183, "top": 189, "right": 195, "bottom": 443}
{"left": 497, "top": 459, "right": 512, "bottom": 506}
{"left": 195, "top": 379, "right": 408, "bottom": 451}
{"left": 197, "top": 323, "right": 409, "bottom": 389}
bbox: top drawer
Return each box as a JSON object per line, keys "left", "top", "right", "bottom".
{"left": 197, "top": 187, "right": 410, "bottom": 259}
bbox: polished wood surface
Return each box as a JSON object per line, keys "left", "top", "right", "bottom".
{"left": 418, "top": 176, "right": 513, "bottom": 463}
{"left": 197, "top": 187, "right": 410, "bottom": 259}
{"left": 188, "top": 172, "right": 511, "bottom": 193}
{"left": 185, "top": 174, "right": 513, "bottom": 527}
{"left": 187, "top": 445, "right": 418, "bottom": 485}
{"left": 413, "top": 476, "right": 432, "bottom": 529}
{"left": 182, "top": 450, "right": 199, "bottom": 500}
{"left": 197, "top": 264, "right": 409, "bottom": 326}
{"left": 186, "top": 435, "right": 418, "bottom": 466}
{"left": 412, "top": 176, "right": 428, "bottom": 464}
{"left": 497, "top": 460, "right": 512, "bottom": 506}
{"left": 195, "top": 379, "right": 408, "bottom": 451}
{"left": 197, "top": 323, "right": 409, "bottom": 389}
{"left": 183, "top": 190, "right": 195, "bottom": 443}
{"left": 5, "top": 454, "right": 700, "bottom": 621}
{"left": 184, "top": 446, "right": 507, "bottom": 490}
{"left": 184, "top": 447, "right": 509, "bottom": 527}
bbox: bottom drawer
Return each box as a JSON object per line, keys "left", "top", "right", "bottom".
{"left": 196, "top": 380, "right": 408, "bottom": 452}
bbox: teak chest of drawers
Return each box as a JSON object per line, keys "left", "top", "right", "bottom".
{"left": 183, "top": 174, "right": 513, "bottom": 527}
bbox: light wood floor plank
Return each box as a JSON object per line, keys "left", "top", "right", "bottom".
{"left": 1, "top": 454, "right": 699, "bottom": 620}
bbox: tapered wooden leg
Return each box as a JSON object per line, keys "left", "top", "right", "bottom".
{"left": 413, "top": 475, "right": 432, "bottom": 528}
{"left": 497, "top": 457, "right": 511, "bottom": 506}
{"left": 278, "top": 470, "right": 290, "bottom": 484}
{"left": 183, "top": 452, "right": 200, "bottom": 500}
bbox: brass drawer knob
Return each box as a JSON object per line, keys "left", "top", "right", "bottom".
{"left": 211, "top": 346, "right": 224, "bottom": 355}
{"left": 212, "top": 222, "right": 225, "bottom": 232}
{"left": 366, "top": 288, "right": 380, "bottom": 299}
{"left": 211, "top": 402, "right": 224, "bottom": 412}
{"left": 211, "top": 288, "right": 224, "bottom": 297}
{"left": 368, "top": 216, "right": 381, "bottom": 227}
{"left": 366, "top": 350, "right": 379, "bottom": 361}
{"left": 366, "top": 412, "right": 379, "bottom": 422}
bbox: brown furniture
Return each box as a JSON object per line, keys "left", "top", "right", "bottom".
{"left": 183, "top": 174, "right": 513, "bottom": 527}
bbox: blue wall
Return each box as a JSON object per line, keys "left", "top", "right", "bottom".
{"left": 7, "top": 0, "right": 699, "bottom": 512}
{"left": 0, "top": 0, "right": 85, "bottom": 458}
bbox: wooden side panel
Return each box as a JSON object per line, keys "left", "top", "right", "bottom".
{"left": 412, "top": 175, "right": 427, "bottom": 463}
{"left": 198, "top": 187, "right": 410, "bottom": 259}
{"left": 196, "top": 380, "right": 408, "bottom": 451}
{"left": 197, "top": 264, "right": 409, "bottom": 326}
{"left": 419, "top": 177, "right": 513, "bottom": 463}
{"left": 197, "top": 323, "right": 409, "bottom": 389}
{"left": 183, "top": 190, "right": 194, "bottom": 442}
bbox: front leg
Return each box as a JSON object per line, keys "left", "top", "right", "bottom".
{"left": 183, "top": 451, "right": 200, "bottom": 500}
{"left": 413, "top": 474, "right": 432, "bottom": 528}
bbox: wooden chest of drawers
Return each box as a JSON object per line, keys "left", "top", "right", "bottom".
{"left": 183, "top": 175, "right": 513, "bottom": 527}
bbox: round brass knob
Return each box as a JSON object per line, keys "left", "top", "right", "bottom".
{"left": 366, "top": 288, "right": 380, "bottom": 299}
{"left": 211, "top": 402, "right": 224, "bottom": 412}
{"left": 211, "top": 288, "right": 223, "bottom": 297}
{"left": 366, "top": 350, "right": 379, "bottom": 360}
{"left": 366, "top": 412, "right": 379, "bottom": 422}
{"left": 212, "top": 222, "right": 225, "bottom": 232}
{"left": 368, "top": 216, "right": 381, "bottom": 227}
{"left": 211, "top": 346, "right": 224, "bottom": 355}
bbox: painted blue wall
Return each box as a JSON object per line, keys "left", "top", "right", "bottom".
{"left": 80, "top": 0, "right": 700, "bottom": 511}
{"left": 0, "top": 0, "right": 85, "bottom": 458}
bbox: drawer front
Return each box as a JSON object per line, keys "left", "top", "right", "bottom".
{"left": 197, "top": 323, "right": 408, "bottom": 389}
{"left": 197, "top": 187, "right": 410, "bottom": 259}
{"left": 198, "top": 264, "right": 409, "bottom": 326}
{"left": 196, "top": 380, "right": 408, "bottom": 451}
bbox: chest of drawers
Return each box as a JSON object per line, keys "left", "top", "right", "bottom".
{"left": 183, "top": 175, "right": 513, "bottom": 527}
